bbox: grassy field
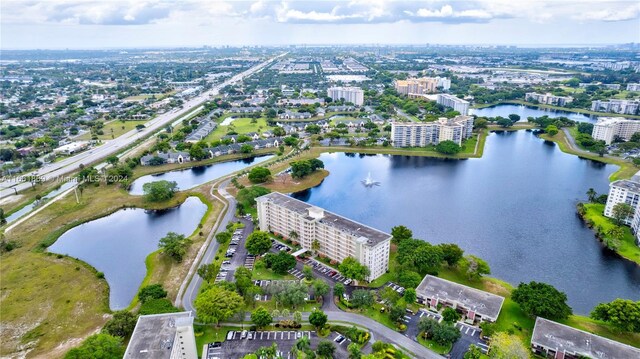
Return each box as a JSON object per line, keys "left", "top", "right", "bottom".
{"left": 77, "top": 120, "right": 148, "bottom": 140}
{"left": 204, "top": 117, "right": 275, "bottom": 142}
{"left": 417, "top": 333, "right": 452, "bottom": 355}
{"left": 581, "top": 203, "right": 640, "bottom": 265}
{"left": 0, "top": 163, "right": 223, "bottom": 357}
{"left": 252, "top": 261, "right": 297, "bottom": 281}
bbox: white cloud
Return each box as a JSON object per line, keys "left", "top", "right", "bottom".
{"left": 576, "top": 3, "right": 640, "bottom": 21}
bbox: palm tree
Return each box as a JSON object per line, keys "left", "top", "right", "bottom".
{"left": 294, "top": 336, "right": 310, "bottom": 352}
{"left": 312, "top": 239, "right": 320, "bottom": 255}
{"left": 586, "top": 188, "right": 597, "bottom": 202}
{"left": 289, "top": 230, "right": 298, "bottom": 242}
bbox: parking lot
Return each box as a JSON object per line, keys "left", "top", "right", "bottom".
{"left": 204, "top": 330, "right": 351, "bottom": 359}
{"left": 301, "top": 258, "right": 353, "bottom": 286}
{"left": 450, "top": 322, "right": 489, "bottom": 358}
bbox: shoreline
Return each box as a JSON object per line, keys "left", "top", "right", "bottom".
{"left": 472, "top": 100, "right": 640, "bottom": 120}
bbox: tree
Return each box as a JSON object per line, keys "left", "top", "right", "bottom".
{"left": 197, "top": 263, "right": 220, "bottom": 283}
{"left": 396, "top": 270, "right": 422, "bottom": 288}
{"left": 333, "top": 283, "right": 345, "bottom": 299}
{"left": 158, "top": 232, "right": 192, "bottom": 262}
{"left": 105, "top": 155, "right": 119, "bottom": 165}
{"left": 251, "top": 307, "right": 273, "bottom": 328}
{"left": 403, "top": 288, "right": 417, "bottom": 304}
{"left": 316, "top": 340, "right": 336, "bottom": 358}
{"left": 612, "top": 202, "right": 634, "bottom": 225}
{"left": 389, "top": 304, "right": 406, "bottom": 323}
{"left": 545, "top": 125, "right": 559, "bottom": 136}
{"left": 435, "top": 140, "right": 461, "bottom": 155}
{"left": 235, "top": 267, "right": 253, "bottom": 295}
{"left": 194, "top": 286, "right": 244, "bottom": 325}
{"left": 488, "top": 332, "right": 529, "bottom": 359}
{"left": 496, "top": 117, "right": 514, "bottom": 128}
{"left": 350, "top": 289, "right": 374, "bottom": 308}
{"left": 438, "top": 243, "right": 464, "bottom": 266}
{"left": 189, "top": 143, "right": 208, "bottom": 160}
{"left": 248, "top": 167, "right": 272, "bottom": 184}
{"left": 263, "top": 251, "right": 296, "bottom": 274}
{"left": 508, "top": 114, "right": 521, "bottom": 123}
{"left": 65, "top": 334, "right": 124, "bottom": 359}
{"left": 142, "top": 180, "right": 178, "bottom": 202}
{"left": 139, "top": 298, "right": 179, "bottom": 315}
{"left": 591, "top": 299, "right": 640, "bottom": 332}
{"left": 442, "top": 307, "right": 461, "bottom": 324}
{"left": 102, "top": 311, "right": 137, "bottom": 338}
{"left": 380, "top": 286, "right": 400, "bottom": 305}
{"left": 461, "top": 255, "right": 491, "bottom": 281}
{"left": 309, "top": 309, "right": 328, "bottom": 329}
{"left": 348, "top": 342, "right": 361, "bottom": 359}
{"left": 432, "top": 323, "right": 461, "bottom": 346}
{"left": 465, "top": 344, "right": 484, "bottom": 359}
{"left": 339, "top": 257, "right": 370, "bottom": 281}
{"left": 313, "top": 279, "right": 330, "bottom": 298}
{"left": 474, "top": 118, "right": 488, "bottom": 129}
{"left": 391, "top": 225, "right": 412, "bottom": 243}
{"left": 293, "top": 311, "right": 303, "bottom": 324}
{"left": 294, "top": 335, "right": 311, "bottom": 352}
{"left": 586, "top": 188, "right": 597, "bottom": 202}
{"left": 303, "top": 265, "right": 314, "bottom": 280}
{"left": 245, "top": 231, "right": 272, "bottom": 255}
{"left": 138, "top": 284, "right": 167, "bottom": 303}
{"left": 306, "top": 124, "right": 321, "bottom": 134}
{"left": 512, "top": 281, "right": 572, "bottom": 320}
{"left": 216, "top": 231, "right": 231, "bottom": 244}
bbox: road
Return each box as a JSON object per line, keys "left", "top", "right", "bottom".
{"left": 0, "top": 53, "right": 286, "bottom": 199}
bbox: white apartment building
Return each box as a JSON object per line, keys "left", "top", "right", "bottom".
{"left": 327, "top": 86, "right": 364, "bottom": 106}
{"left": 525, "top": 92, "right": 573, "bottom": 106}
{"left": 256, "top": 192, "right": 391, "bottom": 280}
{"left": 604, "top": 173, "right": 640, "bottom": 227}
{"left": 436, "top": 94, "right": 470, "bottom": 115}
{"left": 627, "top": 83, "right": 640, "bottom": 92}
{"left": 394, "top": 77, "right": 450, "bottom": 95}
{"left": 591, "top": 117, "right": 640, "bottom": 144}
{"left": 591, "top": 99, "right": 639, "bottom": 115}
{"left": 391, "top": 115, "right": 474, "bottom": 147}
{"left": 125, "top": 312, "right": 197, "bottom": 359}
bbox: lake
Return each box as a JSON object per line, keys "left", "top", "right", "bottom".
{"left": 470, "top": 104, "right": 595, "bottom": 123}
{"left": 49, "top": 197, "right": 207, "bottom": 309}
{"left": 292, "top": 131, "right": 640, "bottom": 314}
{"left": 129, "top": 155, "right": 275, "bottom": 195}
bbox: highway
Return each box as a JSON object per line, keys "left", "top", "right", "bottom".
{"left": 0, "top": 53, "right": 285, "bottom": 199}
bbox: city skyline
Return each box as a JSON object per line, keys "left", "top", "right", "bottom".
{"left": 1, "top": 0, "right": 640, "bottom": 49}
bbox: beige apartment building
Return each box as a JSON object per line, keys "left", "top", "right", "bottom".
{"left": 592, "top": 116, "right": 640, "bottom": 144}
{"left": 256, "top": 192, "right": 391, "bottom": 280}
{"left": 391, "top": 115, "right": 474, "bottom": 147}
{"left": 394, "top": 77, "right": 451, "bottom": 95}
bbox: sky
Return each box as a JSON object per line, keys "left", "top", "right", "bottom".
{"left": 1, "top": 0, "right": 639, "bottom": 49}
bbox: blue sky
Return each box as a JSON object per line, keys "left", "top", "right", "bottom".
{"left": 1, "top": 0, "right": 639, "bottom": 49}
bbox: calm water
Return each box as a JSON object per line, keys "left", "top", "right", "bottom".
{"left": 49, "top": 197, "right": 207, "bottom": 309}
{"left": 6, "top": 180, "right": 76, "bottom": 224}
{"left": 292, "top": 131, "right": 640, "bottom": 314}
{"left": 470, "top": 104, "right": 595, "bottom": 123}
{"left": 129, "top": 155, "right": 274, "bottom": 195}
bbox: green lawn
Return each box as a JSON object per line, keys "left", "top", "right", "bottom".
{"left": 77, "top": 120, "right": 148, "bottom": 140}
{"left": 194, "top": 325, "right": 238, "bottom": 356}
{"left": 582, "top": 203, "right": 640, "bottom": 265}
{"left": 250, "top": 300, "right": 319, "bottom": 313}
{"left": 252, "top": 261, "right": 297, "bottom": 281}
{"left": 204, "top": 117, "right": 275, "bottom": 142}
{"left": 336, "top": 298, "right": 398, "bottom": 331}
{"left": 417, "top": 333, "right": 452, "bottom": 355}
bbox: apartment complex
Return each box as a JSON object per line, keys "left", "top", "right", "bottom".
{"left": 591, "top": 117, "right": 640, "bottom": 144}
{"left": 627, "top": 83, "right": 640, "bottom": 91}
{"left": 391, "top": 115, "right": 474, "bottom": 147}
{"left": 531, "top": 317, "right": 640, "bottom": 359}
{"left": 604, "top": 172, "right": 640, "bottom": 228}
{"left": 394, "top": 77, "right": 451, "bottom": 95}
{"left": 591, "top": 99, "right": 639, "bottom": 115}
{"left": 525, "top": 92, "right": 573, "bottom": 106}
{"left": 436, "top": 94, "right": 470, "bottom": 115}
{"left": 125, "top": 312, "right": 197, "bottom": 359}
{"left": 256, "top": 192, "right": 392, "bottom": 280}
{"left": 327, "top": 86, "right": 364, "bottom": 106}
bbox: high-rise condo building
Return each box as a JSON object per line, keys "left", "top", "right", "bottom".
{"left": 391, "top": 115, "right": 474, "bottom": 147}
{"left": 327, "top": 86, "right": 364, "bottom": 106}
{"left": 436, "top": 94, "right": 470, "bottom": 115}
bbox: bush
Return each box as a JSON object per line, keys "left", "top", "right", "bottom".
{"left": 138, "top": 284, "right": 168, "bottom": 303}
{"left": 139, "top": 298, "right": 179, "bottom": 315}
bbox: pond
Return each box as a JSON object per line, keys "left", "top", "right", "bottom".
{"left": 292, "top": 131, "right": 640, "bottom": 314}
{"left": 5, "top": 180, "right": 77, "bottom": 224}
{"left": 129, "top": 155, "right": 275, "bottom": 195}
{"left": 49, "top": 196, "right": 207, "bottom": 309}
{"left": 470, "top": 104, "right": 595, "bottom": 123}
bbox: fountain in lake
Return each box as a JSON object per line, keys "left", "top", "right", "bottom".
{"left": 361, "top": 172, "right": 380, "bottom": 187}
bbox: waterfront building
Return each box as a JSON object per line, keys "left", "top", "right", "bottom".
{"left": 591, "top": 117, "right": 640, "bottom": 144}
{"left": 415, "top": 275, "right": 505, "bottom": 323}
{"left": 591, "top": 99, "right": 639, "bottom": 115}
{"left": 604, "top": 171, "right": 640, "bottom": 227}
{"left": 394, "top": 77, "right": 450, "bottom": 95}
{"left": 125, "top": 311, "right": 197, "bottom": 359}
{"left": 525, "top": 92, "right": 573, "bottom": 106}
{"left": 531, "top": 317, "right": 640, "bottom": 359}
{"left": 627, "top": 83, "right": 640, "bottom": 91}
{"left": 436, "top": 94, "right": 470, "bottom": 115}
{"left": 256, "top": 192, "right": 391, "bottom": 280}
{"left": 391, "top": 115, "right": 474, "bottom": 147}
{"left": 327, "top": 86, "right": 364, "bottom": 106}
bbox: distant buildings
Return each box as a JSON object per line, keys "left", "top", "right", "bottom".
{"left": 394, "top": 77, "right": 451, "bottom": 95}
{"left": 591, "top": 117, "right": 640, "bottom": 144}
{"left": 53, "top": 141, "right": 89, "bottom": 155}
{"left": 185, "top": 120, "right": 216, "bottom": 143}
{"left": 578, "top": 82, "right": 621, "bottom": 90}
{"left": 436, "top": 94, "right": 470, "bottom": 115}
{"left": 627, "top": 83, "right": 640, "bottom": 92}
{"left": 415, "top": 275, "right": 505, "bottom": 323}
{"left": 591, "top": 99, "right": 639, "bottom": 115}
{"left": 124, "top": 311, "right": 197, "bottom": 359}
{"left": 525, "top": 92, "right": 573, "bottom": 106}
{"left": 256, "top": 192, "right": 391, "bottom": 281}
{"left": 531, "top": 317, "right": 640, "bottom": 359}
{"left": 391, "top": 115, "right": 474, "bottom": 147}
{"left": 327, "top": 86, "right": 364, "bottom": 106}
